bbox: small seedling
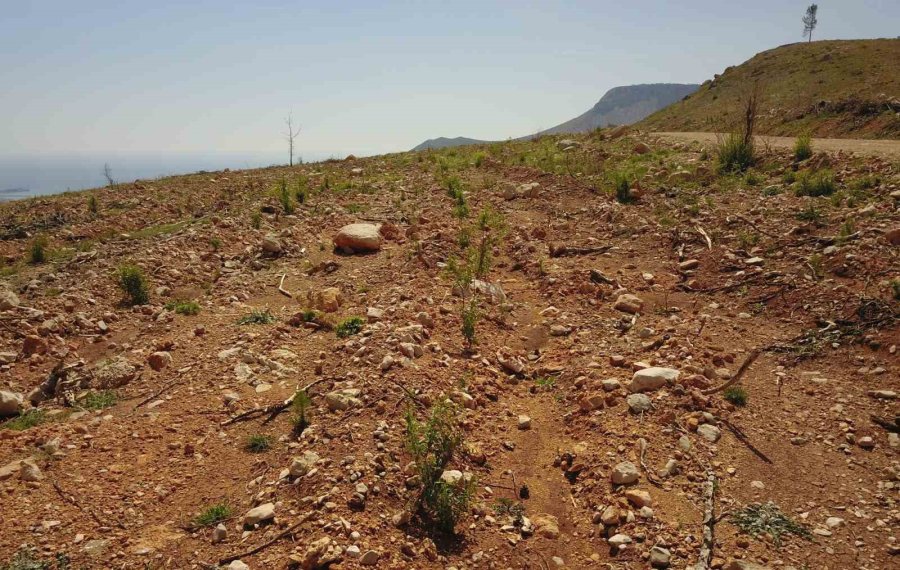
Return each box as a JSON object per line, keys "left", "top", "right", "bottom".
{"left": 291, "top": 389, "right": 312, "bottom": 434}
{"left": 209, "top": 237, "right": 222, "bottom": 251}
{"left": 2, "top": 547, "right": 54, "bottom": 570}
{"left": 166, "top": 300, "right": 201, "bottom": 315}
{"left": 794, "top": 170, "right": 836, "bottom": 197}
{"left": 194, "top": 503, "right": 232, "bottom": 527}
{"left": 80, "top": 390, "right": 117, "bottom": 411}
{"left": 237, "top": 309, "right": 276, "bottom": 325}
{"left": 723, "top": 386, "right": 748, "bottom": 406}
{"left": 731, "top": 502, "right": 811, "bottom": 546}
{"left": 251, "top": 211, "right": 262, "bottom": 229}
{"left": 117, "top": 264, "right": 150, "bottom": 305}
{"left": 405, "top": 401, "right": 474, "bottom": 534}
{"left": 534, "top": 376, "right": 557, "bottom": 390}
{"left": 88, "top": 194, "right": 99, "bottom": 214}
{"left": 295, "top": 177, "right": 308, "bottom": 204}
{"left": 795, "top": 204, "right": 823, "bottom": 224}
{"left": 278, "top": 177, "right": 294, "bottom": 214}
{"left": 493, "top": 498, "right": 526, "bottom": 525}
{"left": 461, "top": 298, "right": 478, "bottom": 347}
{"left": 28, "top": 236, "right": 48, "bottom": 264}
{"left": 794, "top": 134, "right": 812, "bottom": 161}
{"left": 613, "top": 173, "right": 632, "bottom": 203}
{"left": 297, "top": 308, "right": 319, "bottom": 323}
{"left": 246, "top": 434, "right": 272, "bottom": 453}
{"left": 807, "top": 254, "right": 824, "bottom": 280}
{"left": 335, "top": 316, "right": 364, "bottom": 338}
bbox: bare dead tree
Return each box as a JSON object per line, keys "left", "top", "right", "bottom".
{"left": 102, "top": 163, "right": 116, "bottom": 189}
{"left": 285, "top": 113, "right": 301, "bottom": 167}
{"left": 740, "top": 82, "right": 761, "bottom": 149}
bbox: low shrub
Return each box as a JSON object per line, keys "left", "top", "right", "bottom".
{"left": 194, "top": 503, "right": 232, "bottom": 527}
{"left": 335, "top": 316, "right": 364, "bottom": 338}
{"left": 724, "top": 386, "right": 748, "bottom": 406}
{"left": 405, "top": 401, "right": 474, "bottom": 534}
{"left": 246, "top": 434, "right": 272, "bottom": 453}
{"left": 166, "top": 300, "right": 201, "bottom": 315}
{"left": 793, "top": 134, "right": 812, "bottom": 161}
{"left": 717, "top": 132, "right": 755, "bottom": 173}
{"left": 117, "top": 264, "right": 149, "bottom": 305}
{"left": 794, "top": 171, "right": 836, "bottom": 197}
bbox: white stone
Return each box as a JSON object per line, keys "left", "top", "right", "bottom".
{"left": 628, "top": 367, "right": 680, "bottom": 392}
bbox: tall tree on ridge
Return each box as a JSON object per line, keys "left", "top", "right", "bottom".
{"left": 802, "top": 4, "right": 818, "bottom": 43}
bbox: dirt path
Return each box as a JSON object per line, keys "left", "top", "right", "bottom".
{"left": 655, "top": 131, "right": 900, "bottom": 159}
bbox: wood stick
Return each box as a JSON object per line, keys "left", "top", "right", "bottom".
{"left": 720, "top": 419, "right": 773, "bottom": 464}
{"left": 693, "top": 472, "right": 716, "bottom": 570}
{"left": 51, "top": 479, "right": 115, "bottom": 529}
{"left": 696, "top": 225, "right": 712, "bottom": 249}
{"left": 637, "top": 438, "right": 663, "bottom": 487}
{"left": 701, "top": 349, "right": 760, "bottom": 395}
{"left": 222, "top": 378, "right": 327, "bottom": 426}
{"left": 133, "top": 377, "right": 178, "bottom": 410}
{"left": 219, "top": 514, "right": 311, "bottom": 564}
{"left": 549, "top": 244, "right": 612, "bottom": 258}
{"left": 278, "top": 274, "right": 292, "bottom": 298}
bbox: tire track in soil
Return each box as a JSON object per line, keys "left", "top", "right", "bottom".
{"left": 490, "top": 388, "right": 605, "bottom": 568}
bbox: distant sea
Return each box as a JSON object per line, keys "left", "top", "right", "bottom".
{"left": 0, "top": 152, "right": 336, "bottom": 202}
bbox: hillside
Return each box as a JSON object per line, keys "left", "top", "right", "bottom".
{"left": 0, "top": 131, "right": 898, "bottom": 569}
{"left": 412, "top": 83, "right": 699, "bottom": 151}
{"left": 641, "top": 39, "right": 900, "bottom": 139}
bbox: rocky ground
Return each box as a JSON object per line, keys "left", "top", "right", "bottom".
{"left": 0, "top": 129, "right": 898, "bottom": 570}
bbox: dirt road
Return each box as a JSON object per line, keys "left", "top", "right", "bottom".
{"left": 656, "top": 131, "right": 900, "bottom": 159}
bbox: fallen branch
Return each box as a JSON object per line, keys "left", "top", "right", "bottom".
{"left": 871, "top": 414, "right": 899, "bottom": 433}
{"left": 549, "top": 244, "right": 612, "bottom": 258}
{"left": 720, "top": 419, "right": 773, "bottom": 464}
{"left": 133, "top": 377, "right": 178, "bottom": 410}
{"left": 727, "top": 214, "right": 778, "bottom": 238}
{"left": 702, "top": 350, "right": 760, "bottom": 395}
{"left": 219, "top": 513, "right": 311, "bottom": 564}
{"left": 589, "top": 269, "right": 616, "bottom": 285}
{"left": 222, "top": 378, "right": 327, "bottom": 426}
{"left": 695, "top": 225, "right": 712, "bottom": 250}
{"left": 692, "top": 471, "right": 716, "bottom": 570}
{"left": 637, "top": 438, "right": 662, "bottom": 487}
{"left": 278, "top": 274, "right": 292, "bottom": 298}
{"left": 51, "top": 479, "right": 116, "bottom": 529}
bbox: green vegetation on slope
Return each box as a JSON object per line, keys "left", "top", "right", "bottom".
{"left": 640, "top": 39, "right": 900, "bottom": 139}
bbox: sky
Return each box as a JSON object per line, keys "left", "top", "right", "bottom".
{"left": 1, "top": 1, "right": 898, "bottom": 159}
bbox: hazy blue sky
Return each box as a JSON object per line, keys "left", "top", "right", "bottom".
{"left": 2, "top": 1, "right": 897, "bottom": 158}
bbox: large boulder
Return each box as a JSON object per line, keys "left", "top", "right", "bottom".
{"left": 614, "top": 294, "right": 644, "bottom": 314}
{"left": 611, "top": 461, "right": 640, "bottom": 485}
{"left": 0, "top": 289, "right": 20, "bottom": 311}
{"left": 93, "top": 356, "right": 137, "bottom": 389}
{"left": 628, "top": 367, "right": 680, "bottom": 392}
{"left": 289, "top": 451, "right": 320, "bottom": 478}
{"left": 243, "top": 502, "right": 275, "bottom": 526}
{"left": 307, "top": 287, "right": 343, "bottom": 313}
{"left": 0, "top": 390, "right": 24, "bottom": 417}
{"left": 333, "top": 223, "right": 382, "bottom": 253}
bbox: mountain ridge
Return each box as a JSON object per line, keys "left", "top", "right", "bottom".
{"left": 412, "top": 83, "right": 699, "bottom": 151}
